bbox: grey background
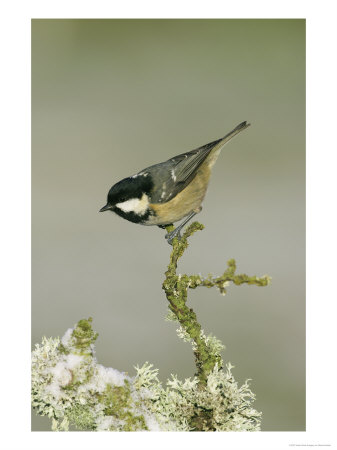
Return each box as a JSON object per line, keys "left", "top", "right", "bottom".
{"left": 32, "top": 19, "right": 305, "bottom": 431}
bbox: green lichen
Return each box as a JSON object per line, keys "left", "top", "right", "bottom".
{"left": 32, "top": 221, "right": 269, "bottom": 432}
{"left": 32, "top": 318, "right": 263, "bottom": 431}
{"left": 66, "top": 404, "right": 97, "bottom": 431}
{"left": 71, "top": 317, "right": 98, "bottom": 352}
{"left": 162, "top": 221, "right": 270, "bottom": 429}
{"left": 32, "top": 321, "right": 162, "bottom": 431}
{"left": 101, "top": 381, "right": 148, "bottom": 431}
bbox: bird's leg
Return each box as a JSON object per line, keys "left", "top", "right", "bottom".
{"left": 165, "top": 207, "right": 202, "bottom": 245}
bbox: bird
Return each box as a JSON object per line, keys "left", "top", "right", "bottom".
{"left": 100, "top": 121, "right": 250, "bottom": 244}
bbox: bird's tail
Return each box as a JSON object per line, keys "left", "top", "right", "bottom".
{"left": 220, "top": 121, "right": 250, "bottom": 146}
{"left": 203, "top": 121, "right": 250, "bottom": 154}
{"left": 204, "top": 121, "right": 250, "bottom": 169}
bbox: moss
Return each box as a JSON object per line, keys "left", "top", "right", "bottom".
{"left": 100, "top": 380, "right": 147, "bottom": 431}
{"left": 58, "top": 343, "right": 70, "bottom": 355}
{"left": 71, "top": 317, "right": 98, "bottom": 352}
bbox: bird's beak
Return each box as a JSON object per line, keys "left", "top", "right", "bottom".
{"left": 99, "top": 204, "right": 112, "bottom": 212}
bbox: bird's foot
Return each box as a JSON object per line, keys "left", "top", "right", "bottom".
{"left": 165, "top": 228, "right": 182, "bottom": 245}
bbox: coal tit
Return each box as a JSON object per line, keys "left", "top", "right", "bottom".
{"left": 100, "top": 121, "right": 250, "bottom": 243}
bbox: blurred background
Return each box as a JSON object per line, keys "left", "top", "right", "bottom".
{"left": 32, "top": 19, "right": 305, "bottom": 431}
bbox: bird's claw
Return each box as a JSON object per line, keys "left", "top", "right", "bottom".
{"left": 165, "top": 229, "right": 182, "bottom": 245}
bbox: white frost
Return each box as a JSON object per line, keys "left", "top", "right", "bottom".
{"left": 61, "top": 328, "right": 73, "bottom": 347}
{"left": 144, "top": 413, "right": 162, "bottom": 431}
{"left": 45, "top": 382, "right": 64, "bottom": 400}
{"left": 96, "top": 416, "right": 115, "bottom": 431}
{"left": 65, "top": 354, "right": 84, "bottom": 370}
{"left": 89, "top": 365, "right": 129, "bottom": 393}
{"left": 50, "top": 362, "right": 72, "bottom": 386}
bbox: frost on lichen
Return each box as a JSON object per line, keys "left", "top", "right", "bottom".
{"left": 32, "top": 318, "right": 261, "bottom": 431}
{"left": 32, "top": 318, "right": 161, "bottom": 431}
{"left": 32, "top": 222, "right": 268, "bottom": 431}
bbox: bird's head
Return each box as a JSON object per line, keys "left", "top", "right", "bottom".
{"left": 99, "top": 174, "right": 153, "bottom": 223}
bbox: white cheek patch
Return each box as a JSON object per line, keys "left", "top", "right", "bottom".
{"left": 116, "top": 193, "right": 149, "bottom": 216}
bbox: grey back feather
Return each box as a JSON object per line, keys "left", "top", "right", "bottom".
{"left": 141, "top": 121, "right": 250, "bottom": 204}
{"left": 143, "top": 138, "right": 222, "bottom": 203}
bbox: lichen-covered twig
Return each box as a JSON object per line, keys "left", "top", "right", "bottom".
{"left": 32, "top": 318, "right": 264, "bottom": 431}
{"left": 32, "top": 222, "right": 270, "bottom": 431}
{"left": 31, "top": 318, "right": 169, "bottom": 431}
{"left": 163, "top": 222, "right": 270, "bottom": 387}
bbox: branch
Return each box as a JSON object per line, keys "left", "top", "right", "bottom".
{"left": 162, "top": 222, "right": 270, "bottom": 388}
{"left": 32, "top": 318, "right": 263, "bottom": 431}
{"left": 32, "top": 222, "right": 270, "bottom": 431}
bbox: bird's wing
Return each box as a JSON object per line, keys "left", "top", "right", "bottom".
{"left": 144, "top": 121, "right": 250, "bottom": 204}
{"left": 145, "top": 138, "right": 222, "bottom": 204}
